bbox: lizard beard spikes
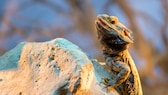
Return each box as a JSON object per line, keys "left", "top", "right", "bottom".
{"left": 100, "top": 35, "right": 129, "bottom": 52}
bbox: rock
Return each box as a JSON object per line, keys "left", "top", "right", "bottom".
{"left": 0, "top": 38, "right": 118, "bottom": 95}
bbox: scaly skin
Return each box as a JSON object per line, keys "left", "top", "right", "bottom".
{"left": 95, "top": 14, "right": 143, "bottom": 95}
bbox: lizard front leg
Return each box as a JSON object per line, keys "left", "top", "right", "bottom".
{"left": 104, "top": 57, "right": 131, "bottom": 87}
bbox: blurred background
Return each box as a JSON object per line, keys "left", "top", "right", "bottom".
{"left": 0, "top": 0, "right": 167, "bottom": 94}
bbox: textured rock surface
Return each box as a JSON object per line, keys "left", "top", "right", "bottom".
{"left": 0, "top": 38, "right": 118, "bottom": 95}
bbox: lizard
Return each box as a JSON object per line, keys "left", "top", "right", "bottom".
{"left": 95, "top": 14, "right": 143, "bottom": 95}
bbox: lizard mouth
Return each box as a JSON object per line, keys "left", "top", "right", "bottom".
{"left": 96, "top": 21, "right": 109, "bottom": 32}
{"left": 95, "top": 17, "right": 111, "bottom": 32}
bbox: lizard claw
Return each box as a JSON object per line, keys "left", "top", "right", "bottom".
{"left": 101, "top": 78, "right": 110, "bottom": 85}
{"left": 100, "top": 78, "right": 116, "bottom": 87}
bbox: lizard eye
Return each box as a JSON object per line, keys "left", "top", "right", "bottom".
{"left": 110, "top": 16, "right": 119, "bottom": 24}
{"left": 111, "top": 20, "right": 115, "bottom": 24}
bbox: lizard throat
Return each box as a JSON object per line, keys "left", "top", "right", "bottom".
{"left": 99, "top": 34, "right": 129, "bottom": 53}
{"left": 102, "top": 40, "right": 129, "bottom": 53}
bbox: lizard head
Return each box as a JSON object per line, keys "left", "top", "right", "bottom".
{"left": 95, "top": 14, "right": 134, "bottom": 51}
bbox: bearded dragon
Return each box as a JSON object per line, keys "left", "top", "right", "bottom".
{"left": 95, "top": 14, "right": 143, "bottom": 95}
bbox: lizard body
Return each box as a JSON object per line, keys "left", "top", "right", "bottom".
{"left": 95, "top": 14, "right": 143, "bottom": 95}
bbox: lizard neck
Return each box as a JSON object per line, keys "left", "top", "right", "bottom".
{"left": 102, "top": 45, "right": 128, "bottom": 57}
